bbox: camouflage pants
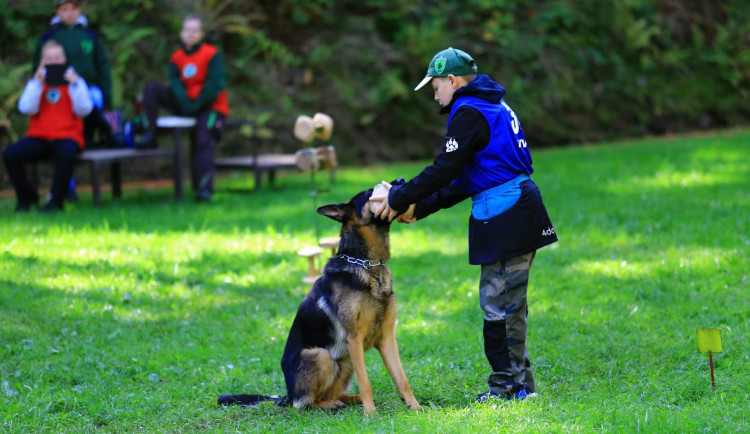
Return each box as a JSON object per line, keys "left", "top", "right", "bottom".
{"left": 479, "top": 251, "right": 536, "bottom": 394}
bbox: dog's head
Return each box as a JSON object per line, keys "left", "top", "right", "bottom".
{"left": 317, "top": 187, "right": 388, "bottom": 227}
{"left": 316, "top": 178, "right": 405, "bottom": 227}
{"left": 317, "top": 186, "right": 397, "bottom": 260}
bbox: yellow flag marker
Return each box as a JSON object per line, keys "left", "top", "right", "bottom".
{"left": 697, "top": 328, "right": 722, "bottom": 353}
{"left": 697, "top": 328, "right": 722, "bottom": 391}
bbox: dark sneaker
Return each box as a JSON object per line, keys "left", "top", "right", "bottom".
{"left": 195, "top": 190, "right": 212, "bottom": 203}
{"left": 15, "top": 193, "right": 40, "bottom": 212}
{"left": 40, "top": 201, "right": 63, "bottom": 214}
{"left": 477, "top": 387, "right": 528, "bottom": 403}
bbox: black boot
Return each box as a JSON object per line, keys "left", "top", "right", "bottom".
{"left": 15, "top": 192, "right": 40, "bottom": 213}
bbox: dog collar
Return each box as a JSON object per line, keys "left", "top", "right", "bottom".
{"left": 336, "top": 254, "right": 386, "bottom": 269}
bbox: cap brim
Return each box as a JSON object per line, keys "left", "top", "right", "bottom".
{"left": 414, "top": 75, "right": 433, "bottom": 91}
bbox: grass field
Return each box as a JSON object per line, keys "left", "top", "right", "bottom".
{"left": 1, "top": 128, "right": 748, "bottom": 432}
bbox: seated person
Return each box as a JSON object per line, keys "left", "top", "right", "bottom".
{"left": 139, "top": 15, "right": 230, "bottom": 202}
{"left": 33, "top": 0, "right": 114, "bottom": 201}
{"left": 2, "top": 40, "right": 93, "bottom": 213}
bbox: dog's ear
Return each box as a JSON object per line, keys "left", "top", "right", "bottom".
{"left": 317, "top": 203, "right": 350, "bottom": 222}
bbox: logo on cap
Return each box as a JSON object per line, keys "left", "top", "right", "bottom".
{"left": 434, "top": 57, "right": 446, "bottom": 75}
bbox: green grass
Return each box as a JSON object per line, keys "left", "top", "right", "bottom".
{"left": 1, "top": 129, "right": 748, "bottom": 432}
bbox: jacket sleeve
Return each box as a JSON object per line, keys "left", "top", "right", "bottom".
{"left": 168, "top": 61, "right": 194, "bottom": 113}
{"left": 18, "top": 79, "right": 44, "bottom": 116}
{"left": 412, "top": 182, "right": 468, "bottom": 220}
{"left": 190, "top": 52, "right": 226, "bottom": 113}
{"left": 31, "top": 34, "right": 46, "bottom": 76}
{"left": 388, "top": 106, "right": 489, "bottom": 214}
{"left": 69, "top": 76, "right": 93, "bottom": 117}
{"left": 93, "top": 34, "right": 113, "bottom": 109}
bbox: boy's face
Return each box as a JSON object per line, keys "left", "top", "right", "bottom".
{"left": 432, "top": 77, "right": 457, "bottom": 107}
{"left": 56, "top": 3, "right": 82, "bottom": 27}
{"left": 180, "top": 18, "right": 204, "bottom": 48}
{"left": 41, "top": 46, "right": 67, "bottom": 66}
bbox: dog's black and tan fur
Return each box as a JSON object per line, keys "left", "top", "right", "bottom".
{"left": 218, "top": 188, "right": 421, "bottom": 415}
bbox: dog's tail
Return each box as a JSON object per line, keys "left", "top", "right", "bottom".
{"left": 218, "top": 394, "right": 290, "bottom": 407}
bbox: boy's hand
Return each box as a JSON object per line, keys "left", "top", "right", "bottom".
{"left": 396, "top": 204, "right": 417, "bottom": 224}
{"left": 64, "top": 67, "right": 79, "bottom": 84}
{"left": 34, "top": 65, "right": 46, "bottom": 82}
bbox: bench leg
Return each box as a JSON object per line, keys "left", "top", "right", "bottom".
{"left": 268, "top": 169, "right": 276, "bottom": 187}
{"left": 89, "top": 162, "right": 102, "bottom": 207}
{"left": 254, "top": 168, "right": 263, "bottom": 190}
{"left": 111, "top": 162, "right": 122, "bottom": 199}
{"left": 173, "top": 129, "right": 184, "bottom": 200}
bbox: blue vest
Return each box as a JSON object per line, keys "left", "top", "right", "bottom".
{"left": 448, "top": 96, "right": 533, "bottom": 196}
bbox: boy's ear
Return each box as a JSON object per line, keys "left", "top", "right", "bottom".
{"left": 317, "top": 203, "right": 350, "bottom": 222}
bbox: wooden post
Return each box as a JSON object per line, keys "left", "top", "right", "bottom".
{"left": 709, "top": 351, "right": 715, "bottom": 392}
{"left": 297, "top": 246, "right": 323, "bottom": 284}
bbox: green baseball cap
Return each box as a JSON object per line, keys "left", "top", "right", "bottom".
{"left": 414, "top": 47, "right": 478, "bottom": 91}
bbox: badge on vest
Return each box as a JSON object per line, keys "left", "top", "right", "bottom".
{"left": 183, "top": 64, "right": 198, "bottom": 79}
{"left": 46, "top": 88, "right": 61, "bottom": 104}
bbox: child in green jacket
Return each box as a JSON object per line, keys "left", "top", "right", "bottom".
{"left": 33, "top": 0, "right": 112, "bottom": 149}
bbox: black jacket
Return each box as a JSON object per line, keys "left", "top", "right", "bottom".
{"left": 389, "top": 74, "right": 505, "bottom": 217}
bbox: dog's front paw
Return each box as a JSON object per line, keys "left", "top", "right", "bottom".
{"left": 362, "top": 403, "right": 378, "bottom": 417}
{"left": 400, "top": 393, "right": 422, "bottom": 411}
{"left": 406, "top": 399, "right": 422, "bottom": 411}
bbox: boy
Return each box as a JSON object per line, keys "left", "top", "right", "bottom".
{"left": 370, "top": 48, "right": 557, "bottom": 401}
{"left": 3, "top": 40, "right": 93, "bottom": 213}
{"left": 33, "top": 0, "right": 112, "bottom": 200}
{"left": 139, "top": 16, "right": 230, "bottom": 202}
{"left": 33, "top": 0, "right": 112, "bottom": 148}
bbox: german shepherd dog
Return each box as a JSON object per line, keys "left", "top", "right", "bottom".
{"left": 218, "top": 187, "right": 421, "bottom": 416}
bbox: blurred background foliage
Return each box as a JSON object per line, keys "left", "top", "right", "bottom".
{"left": 1, "top": 0, "right": 748, "bottom": 164}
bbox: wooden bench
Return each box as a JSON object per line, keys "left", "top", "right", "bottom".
{"left": 28, "top": 116, "right": 188, "bottom": 207}
{"left": 151, "top": 116, "right": 301, "bottom": 190}
{"left": 76, "top": 147, "right": 181, "bottom": 206}
{"left": 79, "top": 116, "right": 190, "bottom": 206}
{"left": 25, "top": 116, "right": 337, "bottom": 205}
{"left": 214, "top": 154, "right": 299, "bottom": 189}
{"left": 215, "top": 145, "right": 337, "bottom": 190}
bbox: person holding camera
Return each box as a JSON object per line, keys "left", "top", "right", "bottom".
{"left": 2, "top": 40, "right": 93, "bottom": 213}
{"left": 32, "top": 0, "right": 113, "bottom": 201}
